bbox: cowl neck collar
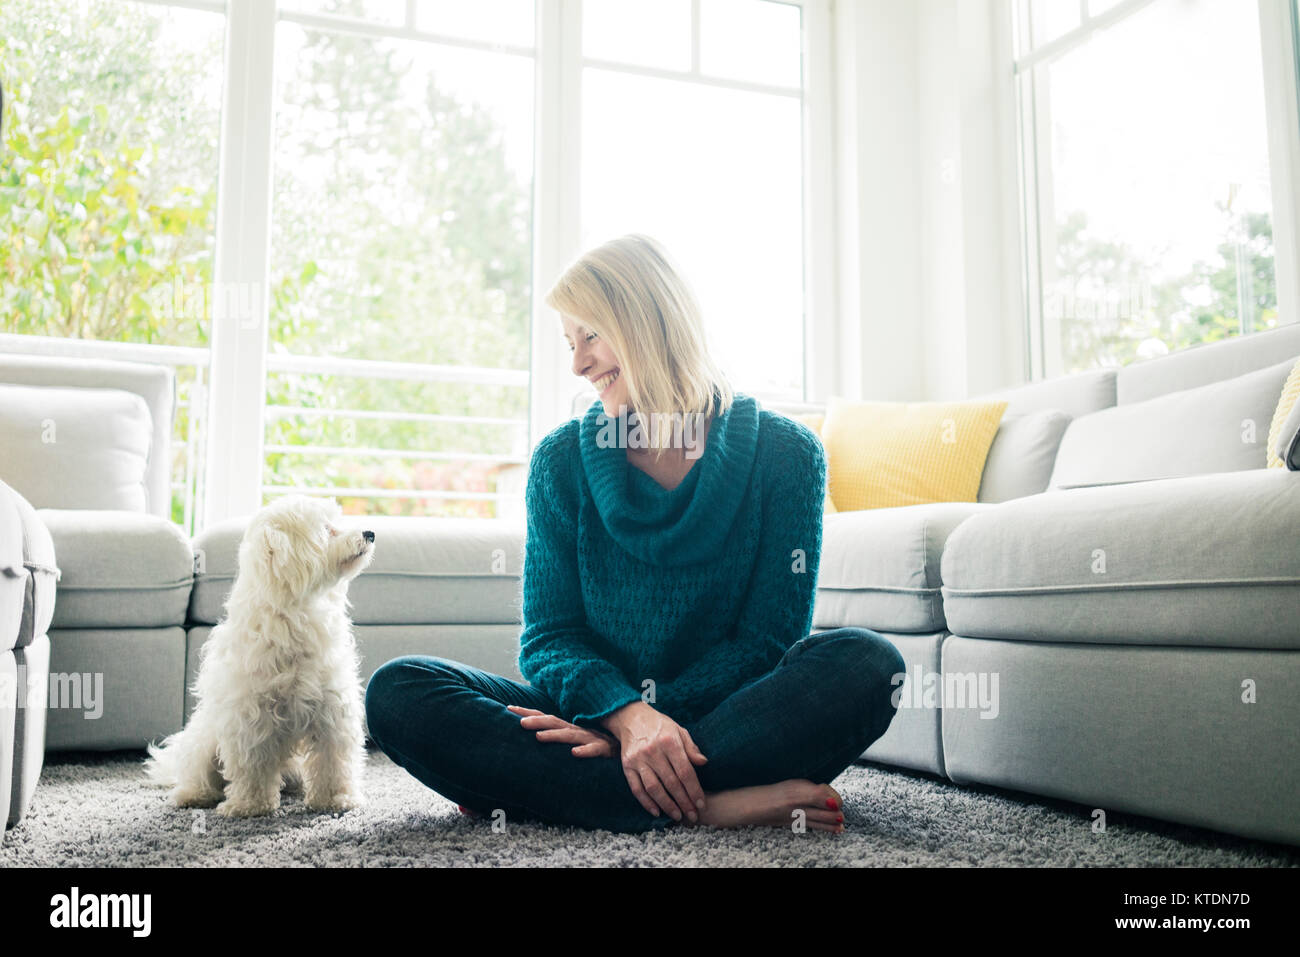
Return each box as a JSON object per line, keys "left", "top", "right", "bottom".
{"left": 579, "top": 390, "right": 761, "bottom": 567}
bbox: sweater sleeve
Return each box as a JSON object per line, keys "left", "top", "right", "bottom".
{"left": 516, "top": 430, "right": 644, "bottom": 728}
{"left": 652, "top": 419, "right": 827, "bottom": 715}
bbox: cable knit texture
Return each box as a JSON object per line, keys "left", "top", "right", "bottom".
{"left": 517, "top": 391, "right": 827, "bottom": 727}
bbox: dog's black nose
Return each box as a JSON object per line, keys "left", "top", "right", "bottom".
{"left": 363, "top": 530, "right": 375, "bottom": 543}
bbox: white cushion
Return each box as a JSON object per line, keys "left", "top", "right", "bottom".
{"left": 980, "top": 368, "right": 1116, "bottom": 418}
{"left": 0, "top": 384, "right": 152, "bottom": 512}
{"left": 1049, "top": 357, "right": 1296, "bottom": 489}
{"left": 38, "top": 510, "right": 192, "bottom": 629}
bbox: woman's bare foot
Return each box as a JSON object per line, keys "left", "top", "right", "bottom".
{"left": 690, "top": 779, "right": 845, "bottom": 833}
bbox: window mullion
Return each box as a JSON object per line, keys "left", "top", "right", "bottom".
{"left": 1015, "top": 0, "right": 1048, "bottom": 381}
{"left": 530, "top": 0, "right": 585, "bottom": 447}
{"left": 691, "top": 0, "right": 701, "bottom": 74}
{"left": 203, "top": 0, "right": 276, "bottom": 525}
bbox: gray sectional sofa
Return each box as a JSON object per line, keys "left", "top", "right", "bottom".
{"left": 1, "top": 324, "right": 1297, "bottom": 848}
{"left": 815, "top": 323, "right": 1300, "bottom": 846}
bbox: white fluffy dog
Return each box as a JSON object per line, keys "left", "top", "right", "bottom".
{"left": 145, "top": 495, "right": 375, "bottom": 817}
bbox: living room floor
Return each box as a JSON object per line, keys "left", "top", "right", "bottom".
{"left": 3, "top": 749, "right": 1295, "bottom": 867}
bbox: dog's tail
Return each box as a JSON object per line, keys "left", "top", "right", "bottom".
{"left": 142, "top": 736, "right": 176, "bottom": 787}
{"left": 142, "top": 729, "right": 188, "bottom": 787}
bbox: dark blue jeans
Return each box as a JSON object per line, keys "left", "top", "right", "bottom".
{"left": 364, "top": 626, "right": 904, "bottom": 833}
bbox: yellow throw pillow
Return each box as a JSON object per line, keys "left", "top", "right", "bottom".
{"left": 1266, "top": 357, "right": 1300, "bottom": 469}
{"left": 789, "top": 413, "right": 837, "bottom": 514}
{"left": 821, "top": 397, "right": 1008, "bottom": 510}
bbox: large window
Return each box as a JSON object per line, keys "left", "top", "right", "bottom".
{"left": 2, "top": 0, "right": 826, "bottom": 529}
{"left": 264, "top": 1, "right": 535, "bottom": 518}
{"left": 1014, "top": 0, "right": 1298, "bottom": 377}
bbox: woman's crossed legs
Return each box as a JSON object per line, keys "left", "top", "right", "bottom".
{"left": 364, "top": 627, "right": 905, "bottom": 834}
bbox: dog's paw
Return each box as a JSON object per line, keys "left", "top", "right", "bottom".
{"left": 305, "top": 792, "right": 363, "bottom": 813}
{"left": 215, "top": 796, "right": 279, "bottom": 818}
{"left": 170, "top": 786, "right": 223, "bottom": 808}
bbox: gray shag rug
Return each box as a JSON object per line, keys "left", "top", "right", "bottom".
{"left": 2, "top": 748, "right": 1296, "bottom": 867}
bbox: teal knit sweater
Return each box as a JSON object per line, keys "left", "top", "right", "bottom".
{"left": 517, "top": 391, "right": 827, "bottom": 728}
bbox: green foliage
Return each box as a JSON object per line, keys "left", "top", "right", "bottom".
{"left": 0, "top": 0, "right": 218, "bottom": 344}
{"left": 2, "top": 0, "right": 533, "bottom": 522}
{"left": 1051, "top": 206, "right": 1277, "bottom": 373}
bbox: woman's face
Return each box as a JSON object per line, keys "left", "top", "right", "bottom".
{"left": 562, "top": 313, "right": 629, "bottom": 417}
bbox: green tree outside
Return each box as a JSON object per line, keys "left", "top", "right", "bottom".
{"left": 1049, "top": 206, "right": 1277, "bottom": 373}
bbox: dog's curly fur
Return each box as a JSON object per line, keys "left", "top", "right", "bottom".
{"left": 144, "top": 495, "right": 375, "bottom": 817}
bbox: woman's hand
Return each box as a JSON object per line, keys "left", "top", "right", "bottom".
{"left": 506, "top": 705, "right": 620, "bottom": 758}
{"left": 601, "top": 701, "right": 708, "bottom": 823}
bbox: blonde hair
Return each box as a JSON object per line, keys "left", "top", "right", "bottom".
{"left": 545, "top": 234, "right": 734, "bottom": 462}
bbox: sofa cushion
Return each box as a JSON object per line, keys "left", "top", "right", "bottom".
{"left": 981, "top": 368, "right": 1116, "bottom": 418}
{"left": 1049, "top": 357, "right": 1296, "bottom": 489}
{"left": 4, "top": 483, "right": 58, "bottom": 647}
{"left": 44, "top": 626, "right": 185, "bottom": 750}
{"left": 0, "top": 650, "right": 15, "bottom": 831}
{"left": 941, "top": 469, "right": 1300, "bottom": 649}
{"left": 813, "top": 502, "right": 991, "bottom": 633}
{"left": 977, "top": 409, "right": 1072, "bottom": 503}
{"left": 822, "top": 398, "right": 1008, "bottom": 510}
{"left": 190, "top": 514, "right": 525, "bottom": 626}
{"left": 10, "top": 632, "right": 50, "bottom": 826}
{"left": 0, "top": 383, "right": 152, "bottom": 511}
{"left": 0, "top": 485, "right": 24, "bottom": 655}
{"left": 38, "top": 510, "right": 192, "bottom": 628}
{"left": 940, "top": 635, "right": 1300, "bottom": 847}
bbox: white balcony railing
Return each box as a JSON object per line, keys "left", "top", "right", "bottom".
{"left": 0, "top": 334, "right": 531, "bottom": 532}
{"left": 261, "top": 353, "right": 530, "bottom": 522}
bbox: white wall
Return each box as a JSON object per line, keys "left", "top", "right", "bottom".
{"left": 833, "top": 0, "right": 1026, "bottom": 403}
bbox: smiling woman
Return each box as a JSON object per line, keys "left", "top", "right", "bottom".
{"left": 552, "top": 235, "right": 733, "bottom": 447}
{"left": 364, "top": 233, "right": 907, "bottom": 835}
{"left": 550, "top": 235, "right": 734, "bottom": 494}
